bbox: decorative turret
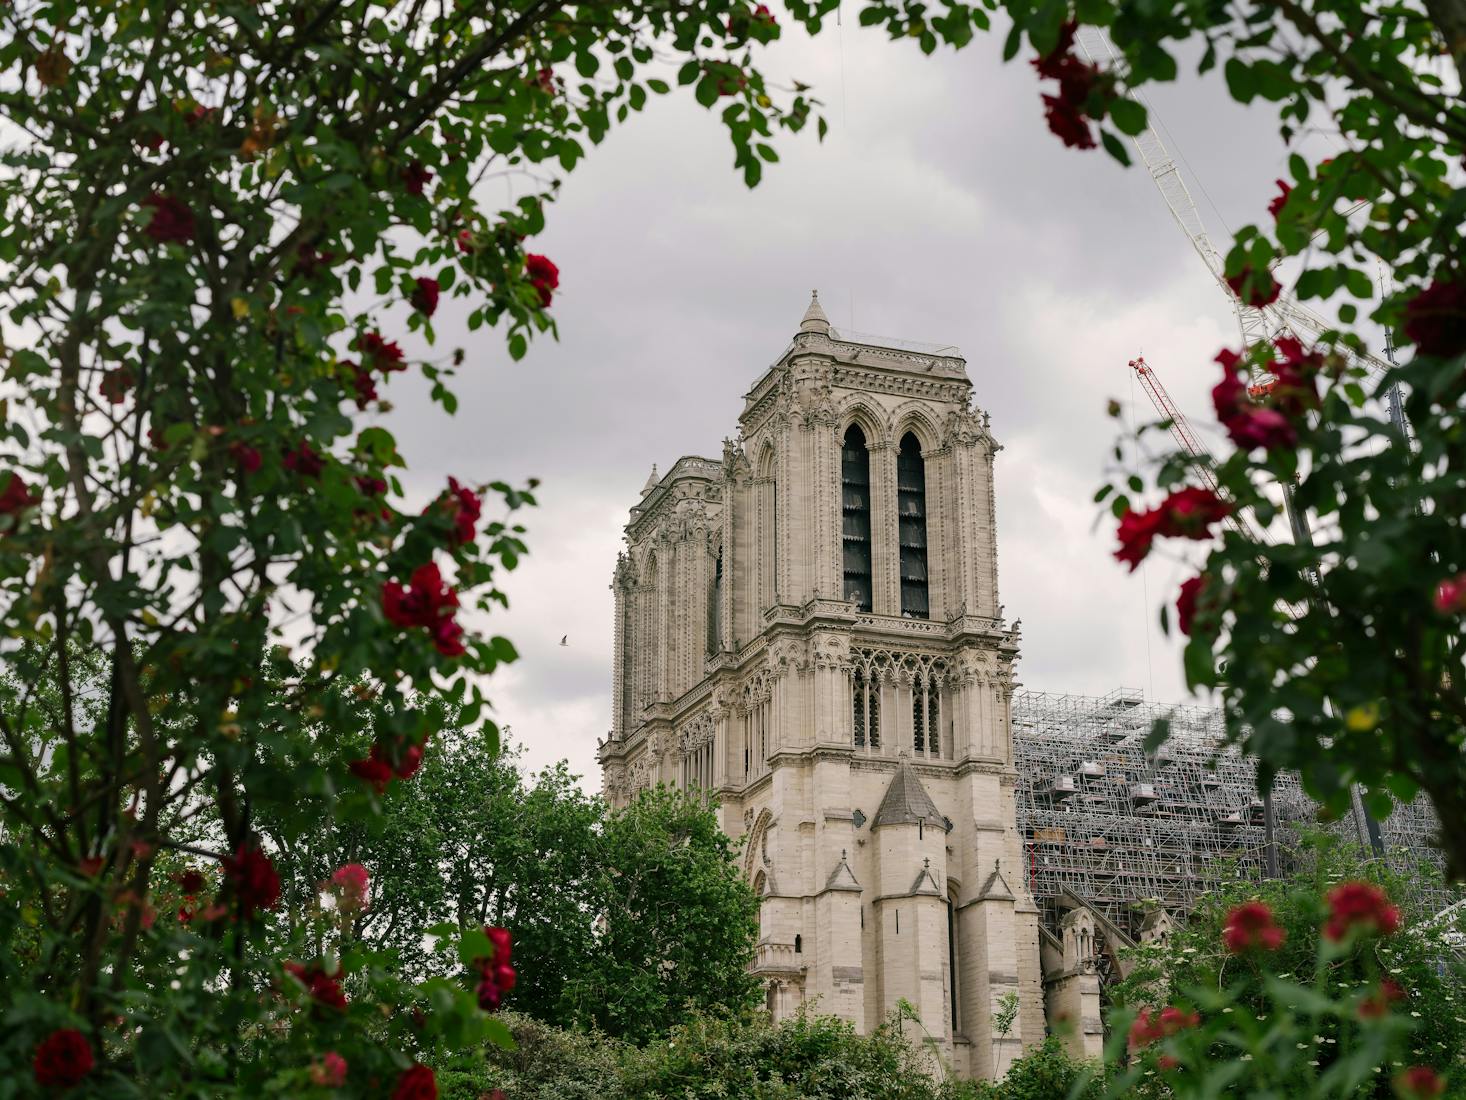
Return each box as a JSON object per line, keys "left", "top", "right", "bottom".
{"left": 798, "top": 289, "right": 831, "bottom": 336}
{"left": 872, "top": 760, "right": 947, "bottom": 831}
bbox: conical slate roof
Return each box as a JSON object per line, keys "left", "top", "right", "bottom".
{"left": 798, "top": 290, "right": 830, "bottom": 335}
{"left": 871, "top": 760, "right": 946, "bottom": 829}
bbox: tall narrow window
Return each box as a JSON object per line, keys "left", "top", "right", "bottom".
{"left": 898, "top": 433, "right": 929, "bottom": 618}
{"left": 707, "top": 548, "right": 723, "bottom": 655}
{"left": 868, "top": 679, "right": 881, "bottom": 749}
{"left": 929, "top": 687, "right": 941, "bottom": 757}
{"left": 947, "top": 889, "right": 961, "bottom": 1033}
{"left": 842, "top": 426, "right": 873, "bottom": 612}
{"left": 913, "top": 679, "right": 926, "bottom": 753}
{"left": 853, "top": 672, "right": 867, "bottom": 748}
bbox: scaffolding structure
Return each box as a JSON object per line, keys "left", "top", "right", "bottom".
{"left": 1013, "top": 688, "right": 1451, "bottom": 941}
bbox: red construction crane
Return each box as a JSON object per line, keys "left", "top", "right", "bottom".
{"left": 1128, "top": 356, "right": 1268, "bottom": 545}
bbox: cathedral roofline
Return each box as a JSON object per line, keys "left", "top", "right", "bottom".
{"left": 871, "top": 759, "right": 948, "bottom": 830}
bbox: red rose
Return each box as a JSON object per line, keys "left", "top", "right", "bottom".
{"left": 229, "top": 441, "right": 263, "bottom": 474}
{"left": 284, "top": 960, "right": 348, "bottom": 1011}
{"left": 1031, "top": 20, "right": 1078, "bottom": 80}
{"left": 411, "top": 277, "right": 440, "bottom": 317}
{"left": 401, "top": 160, "right": 433, "bottom": 197}
{"left": 0, "top": 472, "right": 39, "bottom": 530}
{"left": 1395, "top": 1067, "right": 1447, "bottom": 1099}
{"left": 224, "top": 842, "right": 281, "bottom": 917}
{"left": 1176, "top": 574, "right": 1207, "bottom": 636}
{"left": 1324, "top": 881, "right": 1400, "bottom": 942}
{"left": 1158, "top": 487, "right": 1230, "bottom": 538}
{"left": 1225, "top": 265, "right": 1280, "bottom": 307}
{"left": 310, "top": 1052, "right": 349, "bottom": 1088}
{"left": 99, "top": 367, "right": 135, "bottom": 404}
{"left": 1435, "top": 575, "right": 1466, "bottom": 614}
{"left": 1114, "top": 506, "right": 1165, "bottom": 571}
{"left": 283, "top": 440, "right": 325, "bottom": 479}
{"left": 356, "top": 332, "right": 406, "bottom": 373}
{"left": 525, "top": 253, "right": 559, "bottom": 307}
{"left": 1268, "top": 336, "right": 1323, "bottom": 418}
{"left": 1359, "top": 976, "right": 1406, "bottom": 1019}
{"left": 1213, "top": 351, "right": 1297, "bottom": 452}
{"left": 456, "top": 229, "right": 476, "bottom": 254}
{"left": 1041, "top": 93, "right": 1097, "bottom": 149}
{"left": 393, "top": 1064, "right": 437, "bottom": 1100}
{"left": 395, "top": 742, "right": 424, "bottom": 779}
{"left": 1222, "top": 899, "right": 1286, "bottom": 953}
{"left": 331, "top": 863, "right": 369, "bottom": 910}
{"left": 176, "top": 869, "right": 206, "bottom": 895}
{"left": 473, "top": 925, "right": 517, "bottom": 1010}
{"left": 1403, "top": 280, "right": 1466, "bottom": 359}
{"left": 33, "top": 1028, "right": 93, "bottom": 1088}
{"left": 1268, "top": 179, "right": 1291, "bottom": 220}
{"left": 1031, "top": 23, "right": 1104, "bottom": 150}
{"left": 382, "top": 562, "right": 466, "bottom": 656}
{"left": 349, "top": 747, "right": 394, "bottom": 793}
{"left": 141, "top": 193, "right": 196, "bottom": 244}
{"left": 345, "top": 362, "right": 378, "bottom": 408}
{"left": 429, "top": 477, "right": 482, "bottom": 545}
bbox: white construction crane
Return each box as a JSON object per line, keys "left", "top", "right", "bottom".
{"left": 1074, "top": 25, "right": 1403, "bottom": 410}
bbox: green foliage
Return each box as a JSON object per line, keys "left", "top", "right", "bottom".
{"left": 1104, "top": 836, "right": 1466, "bottom": 1098}
{"left": 565, "top": 785, "right": 763, "bottom": 1042}
{"left": 972, "top": 1037, "right": 1104, "bottom": 1100}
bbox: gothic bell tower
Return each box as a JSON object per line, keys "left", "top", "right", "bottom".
{"left": 600, "top": 293, "right": 1043, "bottom": 1081}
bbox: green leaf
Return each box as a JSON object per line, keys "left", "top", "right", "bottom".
{"left": 1100, "top": 130, "right": 1131, "bottom": 166}
{"left": 1109, "top": 98, "right": 1146, "bottom": 136}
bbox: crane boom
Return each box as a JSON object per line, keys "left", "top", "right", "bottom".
{"left": 1129, "top": 356, "right": 1268, "bottom": 545}
{"left": 1074, "top": 26, "right": 1394, "bottom": 381}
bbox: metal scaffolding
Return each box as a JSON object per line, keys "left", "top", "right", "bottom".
{"left": 1013, "top": 688, "right": 1451, "bottom": 941}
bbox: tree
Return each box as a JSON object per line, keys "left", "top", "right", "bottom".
{"left": 564, "top": 785, "right": 763, "bottom": 1042}
{"left": 0, "top": 0, "right": 826, "bottom": 1089}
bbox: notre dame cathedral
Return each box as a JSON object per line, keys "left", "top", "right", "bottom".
{"left": 598, "top": 293, "right": 1062, "bottom": 1079}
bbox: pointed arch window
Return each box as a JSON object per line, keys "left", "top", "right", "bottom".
{"left": 842, "top": 425, "right": 873, "bottom": 612}
{"left": 853, "top": 668, "right": 880, "bottom": 750}
{"left": 898, "top": 432, "right": 930, "bottom": 618}
{"left": 707, "top": 547, "right": 723, "bottom": 656}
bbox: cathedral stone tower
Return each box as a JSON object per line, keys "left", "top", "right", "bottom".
{"left": 598, "top": 293, "right": 1044, "bottom": 1080}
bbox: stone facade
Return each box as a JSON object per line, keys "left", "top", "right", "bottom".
{"left": 598, "top": 294, "right": 1050, "bottom": 1080}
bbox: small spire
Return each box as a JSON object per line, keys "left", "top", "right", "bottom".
{"left": 798, "top": 289, "right": 830, "bottom": 336}
{"left": 641, "top": 464, "right": 659, "bottom": 495}
{"left": 923, "top": 856, "right": 930, "bottom": 869}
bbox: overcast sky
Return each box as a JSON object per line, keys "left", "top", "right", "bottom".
{"left": 379, "top": 18, "right": 1326, "bottom": 790}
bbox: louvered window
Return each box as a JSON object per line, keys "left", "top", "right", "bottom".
{"left": 842, "top": 426, "right": 873, "bottom": 612}
{"left": 897, "top": 433, "right": 930, "bottom": 618}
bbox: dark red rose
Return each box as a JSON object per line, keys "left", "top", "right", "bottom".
{"left": 1175, "top": 574, "right": 1208, "bottom": 636}
{"left": 356, "top": 475, "right": 388, "bottom": 498}
{"left": 228, "top": 441, "right": 263, "bottom": 474}
{"left": 395, "top": 743, "right": 424, "bottom": 779}
{"left": 282, "top": 440, "right": 325, "bottom": 479}
{"left": 456, "top": 229, "right": 476, "bottom": 254}
{"left": 1359, "top": 976, "right": 1406, "bottom": 1019}
{"left": 473, "top": 925, "right": 517, "bottom": 1010}
{"left": 223, "top": 842, "right": 281, "bottom": 917}
{"left": 1402, "top": 279, "right": 1466, "bottom": 359}
{"left": 99, "top": 367, "right": 135, "bottom": 404}
{"left": 345, "top": 362, "right": 378, "bottom": 408}
{"left": 402, "top": 160, "right": 433, "bottom": 197}
{"left": 356, "top": 332, "right": 405, "bottom": 373}
{"left": 1324, "top": 881, "right": 1400, "bottom": 942}
{"left": 1225, "top": 265, "right": 1280, "bottom": 307}
{"left": 1222, "top": 900, "right": 1285, "bottom": 953}
{"left": 349, "top": 746, "right": 394, "bottom": 794}
{"left": 1269, "top": 336, "right": 1323, "bottom": 418}
{"left": 1042, "top": 93, "right": 1096, "bottom": 149}
{"left": 1114, "top": 506, "right": 1165, "bottom": 571}
{"left": 1268, "top": 179, "right": 1291, "bottom": 220}
{"left": 284, "top": 960, "right": 348, "bottom": 1011}
{"left": 525, "top": 253, "right": 559, "bottom": 308}
{"left": 1031, "top": 20, "right": 1078, "bottom": 80}
{"left": 1395, "top": 1067, "right": 1446, "bottom": 1099}
{"left": 382, "top": 562, "right": 466, "bottom": 657}
{"left": 1213, "top": 350, "right": 1298, "bottom": 452}
{"left": 141, "top": 193, "right": 196, "bottom": 244}
{"left": 0, "top": 472, "right": 39, "bottom": 527}
{"left": 428, "top": 477, "right": 481, "bottom": 545}
{"left": 533, "top": 66, "right": 556, "bottom": 93}
{"left": 411, "top": 277, "right": 440, "bottom": 317}
{"left": 33, "top": 1028, "right": 93, "bottom": 1088}
{"left": 1158, "top": 487, "right": 1230, "bottom": 539}
{"left": 176, "top": 869, "right": 206, "bottom": 895}
{"left": 392, "top": 1063, "right": 437, "bottom": 1100}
